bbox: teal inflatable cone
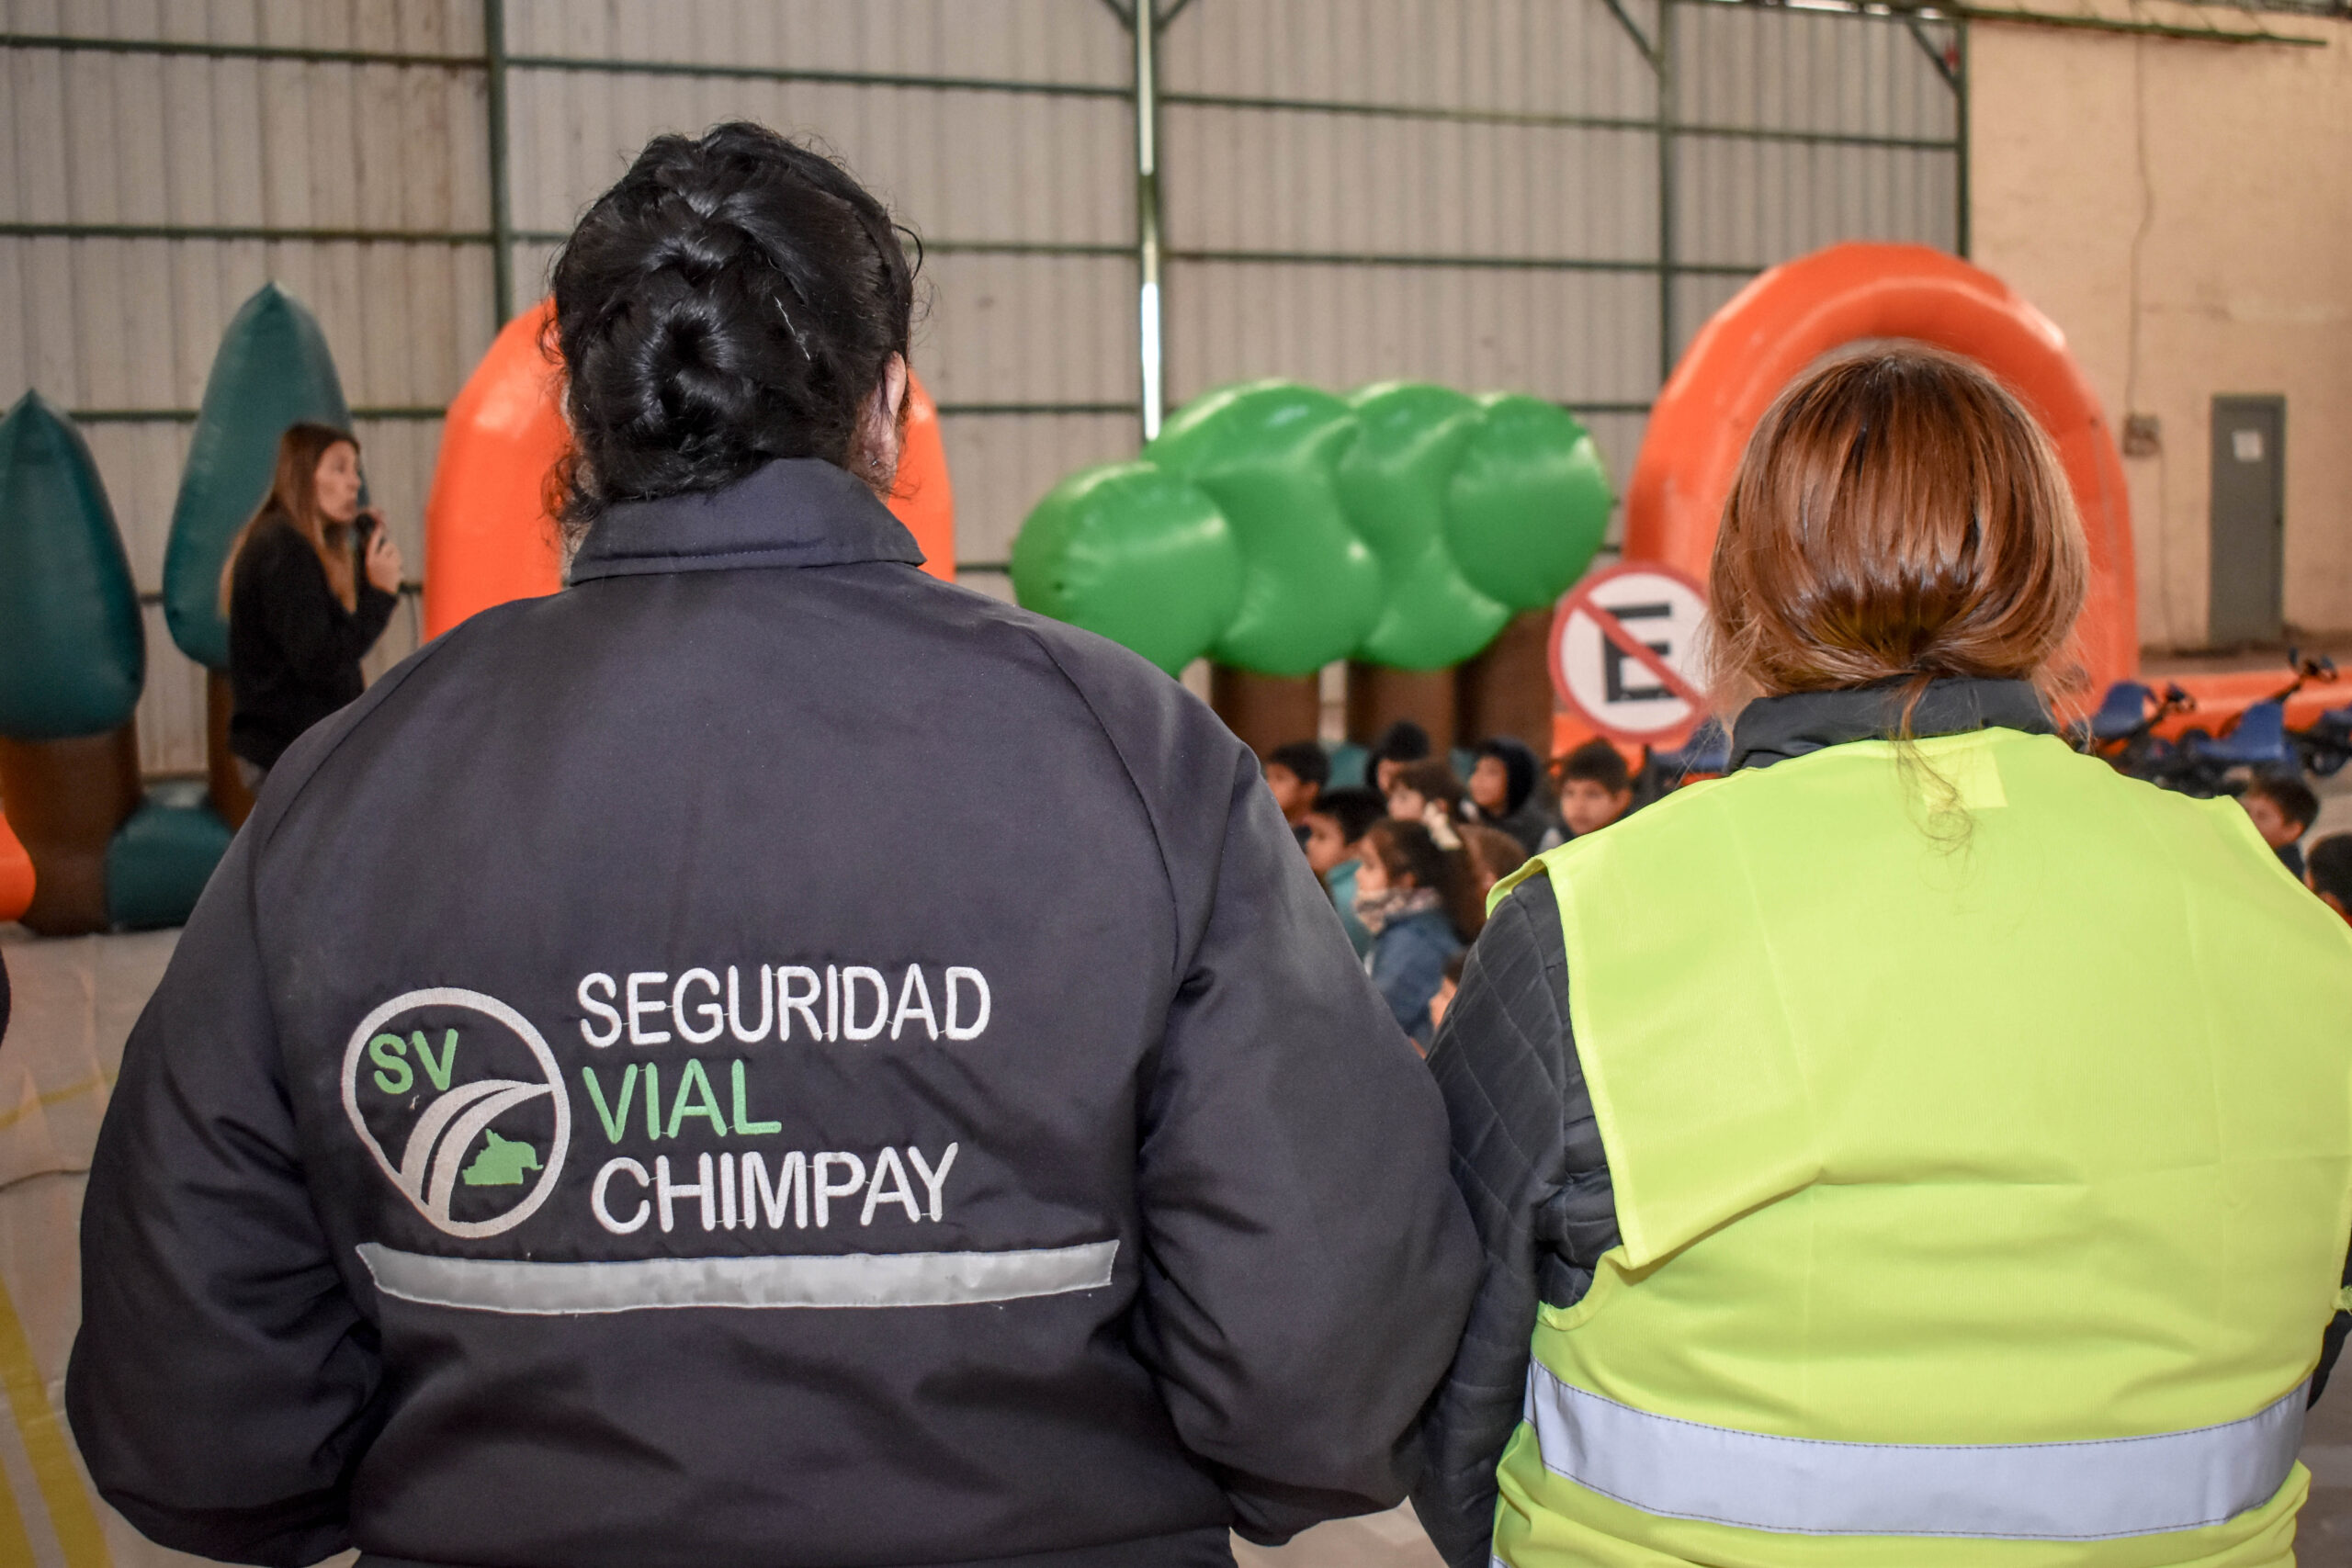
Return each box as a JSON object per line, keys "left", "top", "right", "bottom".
{"left": 164, "top": 284, "right": 355, "bottom": 670}
{"left": 0, "top": 392, "right": 144, "bottom": 739}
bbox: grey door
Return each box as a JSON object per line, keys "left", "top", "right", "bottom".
{"left": 2209, "top": 396, "right": 2286, "bottom": 647}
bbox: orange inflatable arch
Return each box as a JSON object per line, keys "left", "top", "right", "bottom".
{"left": 425, "top": 301, "right": 955, "bottom": 641}
{"left": 1623, "top": 243, "right": 2136, "bottom": 702}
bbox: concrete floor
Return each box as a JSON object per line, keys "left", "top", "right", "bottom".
{"left": 1236, "top": 1505, "right": 1442, "bottom": 1567}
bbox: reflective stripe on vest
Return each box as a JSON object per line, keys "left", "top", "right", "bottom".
{"left": 1526, "top": 1361, "right": 2309, "bottom": 1540}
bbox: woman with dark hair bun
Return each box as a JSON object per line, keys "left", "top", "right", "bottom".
{"left": 73, "top": 123, "right": 1476, "bottom": 1568}
{"left": 549, "top": 122, "right": 919, "bottom": 526}
{"left": 1418, "top": 345, "right": 2352, "bottom": 1568}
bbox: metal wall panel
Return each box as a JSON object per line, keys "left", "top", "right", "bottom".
{"left": 503, "top": 0, "right": 1127, "bottom": 86}
{"left": 1159, "top": 0, "right": 1659, "bottom": 119}
{"left": 1159, "top": 0, "right": 1960, "bottom": 559}
{"left": 2, "top": 0, "right": 492, "bottom": 773}
{"left": 4, "top": 0, "right": 1964, "bottom": 775}
{"left": 1165, "top": 262, "right": 1657, "bottom": 406}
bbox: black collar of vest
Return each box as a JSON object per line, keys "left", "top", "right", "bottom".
{"left": 1730, "top": 678, "right": 2056, "bottom": 772}
{"left": 567, "top": 457, "right": 927, "bottom": 584}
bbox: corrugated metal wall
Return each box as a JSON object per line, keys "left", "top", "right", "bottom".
{"left": 0, "top": 0, "right": 493, "bottom": 774}
{"left": 2, "top": 0, "right": 1960, "bottom": 776}
{"left": 497, "top": 0, "right": 1143, "bottom": 601}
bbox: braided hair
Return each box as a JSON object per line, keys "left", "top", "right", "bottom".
{"left": 550, "top": 122, "right": 920, "bottom": 532}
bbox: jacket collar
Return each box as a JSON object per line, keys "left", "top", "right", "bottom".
{"left": 1730, "top": 677, "right": 2056, "bottom": 772}
{"left": 567, "top": 458, "right": 926, "bottom": 584}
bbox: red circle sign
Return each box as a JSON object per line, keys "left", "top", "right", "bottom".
{"left": 1548, "top": 561, "right": 1712, "bottom": 744}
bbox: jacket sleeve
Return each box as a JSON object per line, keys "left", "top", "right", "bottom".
{"left": 1127, "top": 742, "right": 1482, "bottom": 1544}
{"left": 257, "top": 532, "right": 395, "bottom": 675}
{"left": 66, "top": 825, "right": 383, "bottom": 1566}
{"left": 1412, "top": 874, "right": 1620, "bottom": 1568}
{"left": 2312, "top": 1241, "right": 2352, "bottom": 1406}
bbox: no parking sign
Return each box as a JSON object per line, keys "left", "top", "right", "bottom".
{"left": 1548, "top": 562, "right": 1712, "bottom": 743}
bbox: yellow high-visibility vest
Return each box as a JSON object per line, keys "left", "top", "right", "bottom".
{"left": 1488, "top": 728, "right": 2352, "bottom": 1568}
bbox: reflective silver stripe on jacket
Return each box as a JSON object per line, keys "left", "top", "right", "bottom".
{"left": 358, "top": 1239, "right": 1118, "bottom": 1314}
{"left": 1527, "top": 1361, "right": 2306, "bottom": 1540}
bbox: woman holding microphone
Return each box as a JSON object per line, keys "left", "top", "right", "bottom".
{"left": 220, "top": 422, "right": 403, "bottom": 788}
{"left": 1418, "top": 345, "right": 2352, "bottom": 1567}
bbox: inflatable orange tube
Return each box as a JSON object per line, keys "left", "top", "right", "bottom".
{"left": 1625, "top": 243, "right": 2136, "bottom": 701}
{"left": 891, "top": 376, "right": 955, "bottom": 577}
{"left": 425, "top": 303, "right": 956, "bottom": 639}
{"left": 423, "top": 301, "right": 567, "bottom": 640}
{"left": 0, "top": 807, "right": 33, "bottom": 924}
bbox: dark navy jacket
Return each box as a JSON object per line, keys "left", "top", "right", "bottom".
{"left": 70, "top": 459, "right": 1479, "bottom": 1568}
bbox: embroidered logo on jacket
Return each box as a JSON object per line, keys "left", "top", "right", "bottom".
{"left": 341, "top": 987, "right": 573, "bottom": 1238}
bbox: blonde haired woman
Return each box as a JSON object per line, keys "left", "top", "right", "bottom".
{"left": 221, "top": 422, "right": 403, "bottom": 787}
{"left": 1417, "top": 345, "right": 2352, "bottom": 1567}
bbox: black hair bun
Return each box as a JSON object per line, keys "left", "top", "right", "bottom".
{"left": 551, "top": 122, "right": 918, "bottom": 527}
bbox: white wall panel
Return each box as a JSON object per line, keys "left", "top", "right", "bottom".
{"left": 1159, "top": 0, "right": 1657, "bottom": 119}
{"left": 940, "top": 411, "right": 1141, "bottom": 568}
{"left": 503, "top": 0, "right": 1125, "bottom": 86}
{"left": 1165, "top": 261, "right": 1657, "bottom": 408}
{"left": 503, "top": 74, "right": 1130, "bottom": 247}
{"left": 916, "top": 254, "right": 1136, "bottom": 409}
{"left": 1163, "top": 109, "right": 1657, "bottom": 261}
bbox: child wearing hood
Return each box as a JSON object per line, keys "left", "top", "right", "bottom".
{"left": 1465, "top": 736, "right": 1562, "bottom": 856}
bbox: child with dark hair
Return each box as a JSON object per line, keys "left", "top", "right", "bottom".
{"left": 1303, "top": 786, "right": 1387, "bottom": 956}
{"left": 1555, "top": 738, "right": 1634, "bottom": 839}
{"left": 1356, "top": 818, "right": 1477, "bottom": 1045}
{"left": 1367, "top": 719, "right": 1433, "bottom": 795}
{"left": 2240, "top": 770, "right": 2321, "bottom": 879}
{"left": 1466, "top": 736, "right": 1562, "bottom": 855}
{"left": 1387, "top": 759, "right": 1467, "bottom": 828}
{"left": 2308, "top": 834, "right": 2352, "bottom": 923}
{"left": 1263, "top": 740, "right": 1330, "bottom": 840}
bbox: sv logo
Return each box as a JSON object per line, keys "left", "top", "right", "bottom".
{"left": 341, "top": 988, "right": 573, "bottom": 1239}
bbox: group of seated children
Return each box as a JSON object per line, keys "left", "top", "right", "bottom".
{"left": 1270, "top": 726, "right": 1642, "bottom": 1050}
{"left": 1283, "top": 742, "right": 2352, "bottom": 1047}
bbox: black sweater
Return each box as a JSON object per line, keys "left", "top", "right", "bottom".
{"left": 227, "top": 517, "right": 395, "bottom": 768}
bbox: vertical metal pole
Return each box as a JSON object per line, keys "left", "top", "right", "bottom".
{"left": 1954, "top": 21, "right": 1972, "bottom": 259}
{"left": 484, "top": 0, "right": 515, "bottom": 324}
{"left": 1655, "top": 0, "right": 1678, "bottom": 388}
{"left": 1133, "top": 2, "right": 1166, "bottom": 442}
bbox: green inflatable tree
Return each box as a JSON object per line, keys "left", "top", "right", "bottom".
{"left": 164, "top": 283, "right": 356, "bottom": 671}
{"left": 1338, "top": 382, "right": 1507, "bottom": 671}
{"left": 1012, "top": 378, "right": 1612, "bottom": 746}
{"left": 1142, "top": 381, "right": 1382, "bottom": 678}
{"left": 1011, "top": 463, "right": 1240, "bottom": 677}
